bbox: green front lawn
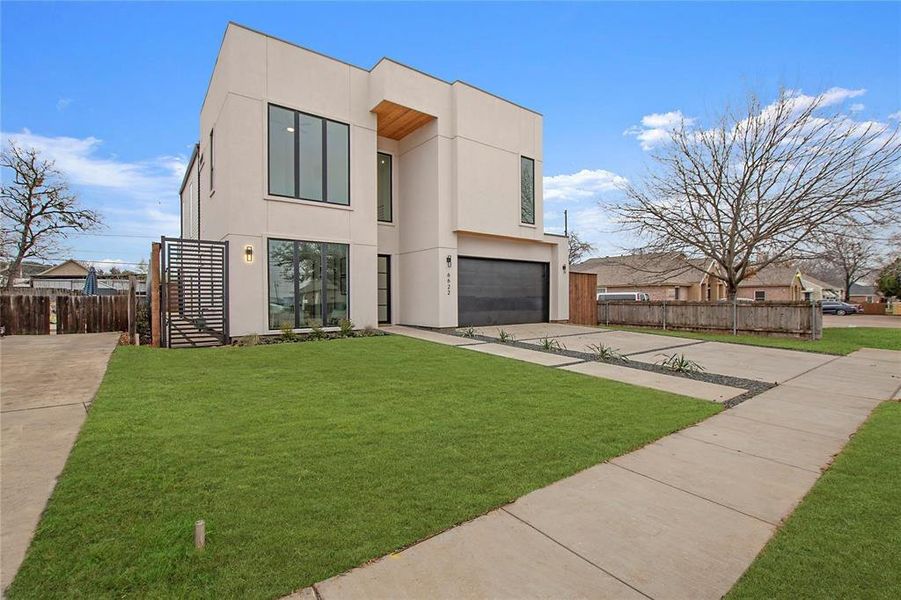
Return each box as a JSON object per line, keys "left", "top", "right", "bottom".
{"left": 611, "top": 326, "right": 901, "bottom": 355}
{"left": 727, "top": 401, "right": 901, "bottom": 599}
{"left": 8, "top": 336, "right": 719, "bottom": 599}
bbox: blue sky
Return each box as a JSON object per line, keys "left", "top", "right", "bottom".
{"left": 2, "top": 1, "right": 899, "bottom": 268}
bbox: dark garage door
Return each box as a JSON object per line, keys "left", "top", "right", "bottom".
{"left": 458, "top": 257, "right": 549, "bottom": 326}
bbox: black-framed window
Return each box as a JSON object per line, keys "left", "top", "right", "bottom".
{"left": 209, "top": 129, "right": 214, "bottom": 190}
{"left": 268, "top": 239, "right": 349, "bottom": 329}
{"left": 755, "top": 290, "right": 766, "bottom": 301}
{"left": 268, "top": 104, "right": 350, "bottom": 205}
{"left": 377, "top": 254, "right": 391, "bottom": 323}
{"left": 521, "top": 156, "right": 535, "bottom": 224}
{"left": 377, "top": 152, "right": 392, "bottom": 222}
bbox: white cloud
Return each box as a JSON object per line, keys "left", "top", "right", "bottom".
{"left": 623, "top": 110, "right": 695, "bottom": 150}
{"left": 3, "top": 129, "right": 185, "bottom": 203}
{"left": 625, "top": 88, "right": 871, "bottom": 152}
{"left": 888, "top": 111, "right": 901, "bottom": 121}
{"left": 56, "top": 98, "right": 72, "bottom": 111}
{"left": 1, "top": 130, "right": 185, "bottom": 258}
{"left": 543, "top": 169, "right": 628, "bottom": 202}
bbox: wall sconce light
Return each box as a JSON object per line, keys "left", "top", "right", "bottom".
{"left": 562, "top": 264, "right": 567, "bottom": 272}
{"left": 244, "top": 245, "right": 254, "bottom": 263}
{"left": 446, "top": 255, "right": 452, "bottom": 268}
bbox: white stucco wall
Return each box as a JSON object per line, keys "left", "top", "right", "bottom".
{"left": 195, "top": 23, "right": 568, "bottom": 335}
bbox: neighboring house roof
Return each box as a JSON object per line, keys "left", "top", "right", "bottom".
{"left": 800, "top": 274, "right": 840, "bottom": 291}
{"left": 576, "top": 253, "right": 711, "bottom": 287}
{"left": 849, "top": 283, "right": 878, "bottom": 296}
{"left": 32, "top": 259, "right": 91, "bottom": 279}
{"left": 737, "top": 264, "right": 801, "bottom": 287}
{"left": 0, "top": 260, "right": 51, "bottom": 280}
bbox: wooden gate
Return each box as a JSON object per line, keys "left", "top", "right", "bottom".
{"left": 568, "top": 271, "right": 598, "bottom": 326}
{"left": 0, "top": 295, "right": 51, "bottom": 335}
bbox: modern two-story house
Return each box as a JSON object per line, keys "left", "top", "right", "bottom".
{"left": 180, "top": 23, "right": 569, "bottom": 337}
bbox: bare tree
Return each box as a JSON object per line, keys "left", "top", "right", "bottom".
{"left": 568, "top": 231, "right": 597, "bottom": 265}
{"left": 1, "top": 140, "right": 101, "bottom": 289}
{"left": 813, "top": 222, "right": 880, "bottom": 300}
{"left": 615, "top": 89, "right": 901, "bottom": 298}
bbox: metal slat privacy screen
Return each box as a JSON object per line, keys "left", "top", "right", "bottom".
{"left": 161, "top": 237, "right": 229, "bottom": 347}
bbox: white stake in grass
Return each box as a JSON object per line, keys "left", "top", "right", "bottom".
{"left": 194, "top": 519, "right": 206, "bottom": 550}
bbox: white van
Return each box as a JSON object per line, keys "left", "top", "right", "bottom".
{"left": 596, "top": 292, "right": 651, "bottom": 302}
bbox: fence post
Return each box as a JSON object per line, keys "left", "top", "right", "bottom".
{"left": 128, "top": 276, "right": 137, "bottom": 344}
{"left": 150, "top": 242, "right": 161, "bottom": 348}
{"left": 732, "top": 298, "right": 737, "bottom": 336}
{"left": 662, "top": 300, "right": 667, "bottom": 331}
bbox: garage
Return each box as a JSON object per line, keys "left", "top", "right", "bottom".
{"left": 458, "top": 257, "right": 549, "bottom": 326}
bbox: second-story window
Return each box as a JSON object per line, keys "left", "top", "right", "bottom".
{"left": 268, "top": 104, "right": 350, "bottom": 205}
{"left": 521, "top": 156, "right": 535, "bottom": 224}
{"left": 377, "top": 152, "right": 392, "bottom": 222}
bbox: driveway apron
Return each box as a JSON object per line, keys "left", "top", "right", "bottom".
{"left": 0, "top": 333, "right": 119, "bottom": 591}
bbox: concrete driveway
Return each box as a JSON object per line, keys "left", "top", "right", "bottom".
{"left": 0, "top": 333, "right": 119, "bottom": 591}
{"left": 468, "top": 322, "right": 837, "bottom": 384}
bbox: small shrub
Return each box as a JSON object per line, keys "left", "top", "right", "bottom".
{"left": 360, "top": 325, "right": 380, "bottom": 337}
{"left": 309, "top": 324, "right": 326, "bottom": 341}
{"left": 538, "top": 336, "right": 565, "bottom": 352}
{"left": 586, "top": 342, "right": 628, "bottom": 362}
{"left": 236, "top": 334, "right": 260, "bottom": 347}
{"left": 338, "top": 318, "right": 355, "bottom": 338}
{"left": 279, "top": 323, "right": 297, "bottom": 342}
{"left": 460, "top": 326, "right": 476, "bottom": 338}
{"left": 497, "top": 329, "right": 515, "bottom": 343}
{"left": 656, "top": 353, "right": 705, "bottom": 373}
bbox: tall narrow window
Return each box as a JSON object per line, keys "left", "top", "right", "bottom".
{"left": 299, "top": 115, "right": 323, "bottom": 201}
{"left": 377, "top": 152, "right": 392, "bottom": 222}
{"left": 268, "top": 106, "right": 295, "bottom": 197}
{"left": 268, "top": 104, "right": 350, "bottom": 205}
{"left": 209, "top": 129, "right": 214, "bottom": 190}
{"left": 268, "top": 239, "right": 296, "bottom": 330}
{"left": 326, "top": 122, "right": 350, "bottom": 205}
{"left": 521, "top": 156, "right": 535, "bottom": 224}
{"left": 268, "top": 239, "right": 349, "bottom": 329}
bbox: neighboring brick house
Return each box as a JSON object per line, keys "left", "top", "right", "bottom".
{"left": 576, "top": 253, "right": 714, "bottom": 301}
{"left": 576, "top": 253, "right": 832, "bottom": 302}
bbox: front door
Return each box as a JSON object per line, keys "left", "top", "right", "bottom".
{"left": 377, "top": 255, "right": 391, "bottom": 324}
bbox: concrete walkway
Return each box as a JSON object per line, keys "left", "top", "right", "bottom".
{"left": 0, "top": 333, "right": 119, "bottom": 591}
{"left": 296, "top": 328, "right": 900, "bottom": 599}
{"left": 384, "top": 324, "right": 746, "bottom": 403}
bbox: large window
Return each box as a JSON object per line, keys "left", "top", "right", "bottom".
{"left": 268, "top": 104, "right": 350, "bottom": 205}
{"left": 521, "top": 156, "right": 535, "bottom": 224}
{"left": 377, "top": 152, "right": 392, "bottom": 222}
{"left": 268, "top": 239, "right": 349, "bottom": 329}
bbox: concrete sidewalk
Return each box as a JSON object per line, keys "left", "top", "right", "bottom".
{"left": 0, "top": 333, "right": 120, "bottom": 591}
{"left": 291, "top": 347, "right": 900, "bottom": 600}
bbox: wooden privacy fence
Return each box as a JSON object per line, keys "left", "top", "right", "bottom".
{"left": 597, "top": 300, "right": 822, "bottom": 339}
{"left": 0, "top": 292, "right": 134, "bottom": 336}
{"left": 57, "top": 295, "right": 129, "bottom": 334}
{"left": 568, "top": 271, "right": 598, "bottom": 326}
{"left": 859, "top": 302, "right": 888, "bottom": 315}
{"left": 0, "top": 295, "right": 52, "bottom": 335}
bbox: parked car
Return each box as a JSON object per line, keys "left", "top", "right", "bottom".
{"left": 597, "top": 292, "right": 651, "bottom": 302}
{"left": 821, "top": 301, "right": 860, "bottom": 316}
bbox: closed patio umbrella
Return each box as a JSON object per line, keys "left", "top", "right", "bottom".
{"left": 83, "top": 266, "right": 98, "bottom": 295}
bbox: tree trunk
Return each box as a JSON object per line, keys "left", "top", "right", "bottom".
{"left": 3, "top": 253, "right": 24, "bottom": 290}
